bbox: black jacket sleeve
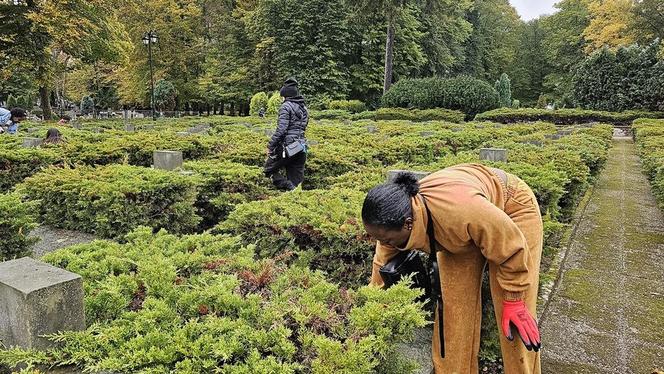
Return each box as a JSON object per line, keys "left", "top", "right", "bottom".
{"left": 268, "top": 103, "right": 291, "bottom": 151}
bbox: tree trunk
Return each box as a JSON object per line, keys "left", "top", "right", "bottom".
{"left": 39, "top": 86, "right": 52, "bottom": 120}
{"left": 220, "top": 102, "right": 225, "bottom": 115}
{"left": 230, "top": 102, "right": 235, "bottom": 116}
{"left": 383, "top": 19, "right": 396, "bottom": 94}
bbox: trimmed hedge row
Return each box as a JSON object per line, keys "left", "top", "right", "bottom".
{"left": 474, "top": 108, "right": 664, "bottom": 126}
{"left": 381, "top": 76, "right": 500, "bottom": 117}
{"left": 0, "top": 148, "right": 62, "bottom": 190}
{"left": 633, "top": 119, "right": 664, "bottom": 209}
{"left": 215, "top": 188, "right": 372, "bottom": 287}
{"left": 16, "top": 165, "right": 200, "bottom": 239}
{"left": 0, "top": 193, "right": 38, "bottom": 261}
{"left": 0, "top": 228, "right": 427, "bottom": 373}
{"left": 354, "top": 108, "right": 465, "bottom": 123}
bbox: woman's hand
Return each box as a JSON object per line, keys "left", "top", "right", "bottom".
{"left": 501, "top": 300, "right": 541, "bottom": 352}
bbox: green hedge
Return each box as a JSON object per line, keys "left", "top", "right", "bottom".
{"left": 215, "top": 188, "right": 373, "bottom": 287}
{"left": 16, "top": 165, "right": 200, "bottom": 239}
{"left": 474, "top": 108, "right": 664, "bottom": 125}
{"left": 0, "top": 228, "right": 427, "bottom": 373}
{"left": 633, "top": 119, "right": 664, "bottom": 209}
{"left": 309, "top": 109, "right": 353, "bottom": 120}
{"left": 0, "top": 148, "right": 61, "bottom": 190}
{"left": 353, "top": 108, "right": 465, "bottom": 123}
{"left": 328, "top": 100, "right": 367, "bottom": 113}
{"left": 0, "top": 193, "right": 38, "bottom": 261}
{"left": 381, "top": 76, "right": 500, "bottom": 117}
{"left": 183, "top": 160, "right": 273, "bottom": 229}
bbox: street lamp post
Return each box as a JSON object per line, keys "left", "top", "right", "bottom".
{"left": 142, "top": 31, "right": 158, "bottom": 121}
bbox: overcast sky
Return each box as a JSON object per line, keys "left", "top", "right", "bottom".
{"left": 510, "top": 0, "right": 558, "bottom": 21}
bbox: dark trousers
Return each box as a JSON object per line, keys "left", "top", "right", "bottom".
{"left": 264, "top": 151, "right": 307, "bottom": 191}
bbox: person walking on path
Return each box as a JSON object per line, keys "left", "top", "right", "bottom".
{"left": 264, "top": 78, "right": 309, "bottom": 191}
{"left": 363, "top": 164, "right": 543, "bottom": 373}
{"left": 0, "top": 107, "right": 27, "bottom": 134}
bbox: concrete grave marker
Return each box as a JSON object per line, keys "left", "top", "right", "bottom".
{"left": 176, "top": 131, "right": 190, "bottom": 137}
{"left": 451, "top": 127, "right": 463, "bottom": 132}
{"left": 387, "top": 170, "right": 430, "bottom": 182}
{"left": 22, "top": 138, "right": 43, "bottom": 148}
{"left": 545, "top": 134, "right": 561, "bottom": 140}
{"left": 479, "top": 148, "right": 508, "bottom": 162}
{"left": 153, "top": 150, "right": 183, "bottom": 171}
{"left": 367, "top": 125, "right": 378, "bottom": 133}
{"left": 306, "top": 140, "right": 319, "bottom": 146}
{"left": 420, "top": 131, "right": 435, "bottom": 137}
{"left": 124, "top": 124, "right": 135, "bottom": 132}
{"left": 0, "top": 257, "right": 85, "bottom": 349}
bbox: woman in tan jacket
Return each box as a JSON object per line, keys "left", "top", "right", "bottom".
{"left": 362, "top": 164, "right": 542, "bottom": 374}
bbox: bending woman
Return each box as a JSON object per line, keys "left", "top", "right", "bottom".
{"left": 363, "top": 163, "right": 542, "bottom": 373}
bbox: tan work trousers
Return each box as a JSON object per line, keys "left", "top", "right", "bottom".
{"left": 432, "top": 176, "right": 542, "bottom": 374}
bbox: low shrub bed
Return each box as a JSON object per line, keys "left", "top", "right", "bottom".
{"left": 215, "top": 188, "right": 373, "bottom": 287}
{"left": 633, "top": 119, "right": 664, "bottom": 209}
{"left": 0, "top": 228, "right": 428, "bottom": 373}
{"left": 0, "top": 148, "right": 62, "bottom": 190}
{"left": 16, "top": 165, "right": 200, "bottom": 239}
{"left": 353, "top": 108, "right": 465, "bottom": 123}
{"left": 328, "top": 100, "right": 367, "bottom": 113}
{"left": 475, "top": 108, "right": 664, "bottom": 126}
{"left": 183, "top": 160, "right": 273, "bottom": 229}
{"left": 0, "top": 193, "right": 38, "bottom": 261}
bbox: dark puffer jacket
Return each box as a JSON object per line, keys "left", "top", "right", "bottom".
{"left": 268, "top": 97, "right": 308, "bottom": 152}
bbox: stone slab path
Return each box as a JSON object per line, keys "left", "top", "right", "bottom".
{"left": 540, "top": 138, "right": 664, "bottom": 373}
{"left": 28, "top": 225, "right": 96, "bottom": 259}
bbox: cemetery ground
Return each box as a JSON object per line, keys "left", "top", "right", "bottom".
{"left": 0, "top": 110, "right": 663, "bottom": 373}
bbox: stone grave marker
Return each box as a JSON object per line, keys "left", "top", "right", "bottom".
{"left": 71, "top": 122, "right": 82, "bottom": 130}
{"left": 153, "top": 150, "right": 183, "bottom": 171}
{"left": 451, "top": 127, "right": 463, "bottom": 132}
{"left": 479, "top": 148, "right": 508, "bottom": 162}
{"left": 26, "top": 128, "right": 39, "bottom": 134}
{"left": 92, "top": 128, "right": 104, "bottom": 134}
{"left": 0, "top": 257, "right": 85, "bottom": 349}
{"left": 420, "top": 131, "right": 435, "bottom": 138}
{"left": 176, "top": 131, "right": 190, "bottom": 137}
{"left": 545, "top": 134, "right": 561, "bottom": 140}
{"left": 306, "top": 140, "right": 319, "bottom": 146}
{"left": 387, "top": 170, "right": 430, "bottom": 182}
{"left": 124, "top": 124, "right": 135, "bottom": 132}
{"left": 143, "top": 125, "right": 155, "bottom": 131}
{"left": 22, "top": 138, "right": 43, "bottom": 148}
{"left": 367, "top": 125, "right": 378, "bottom": 133}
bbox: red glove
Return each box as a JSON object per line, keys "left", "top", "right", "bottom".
{"left": 502, "top": 300, "right": 541, "bottom": 352}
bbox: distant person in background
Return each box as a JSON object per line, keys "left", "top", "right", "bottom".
{"left": 58, "top": 115, "right": 71, "bottom": 125}
{"left": 43, "top": 128, "right": 64, "bottom": 145}
{"left": 264, "top": 78, "right": 309, "bottom": 191}
{"left": 0, "top": 107, "right": 27, "bottom": 134}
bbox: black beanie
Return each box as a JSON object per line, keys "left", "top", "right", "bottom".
{"left": 279, "top": 77, "right": 300, "bottom": 98}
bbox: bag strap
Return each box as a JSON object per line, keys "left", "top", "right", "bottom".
{"left": 419, "top": 194, "right": 445, "bottom": 359}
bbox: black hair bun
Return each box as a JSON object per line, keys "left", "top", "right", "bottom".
{"left": 393, "top": 172, "right": 420, "bottom": 196}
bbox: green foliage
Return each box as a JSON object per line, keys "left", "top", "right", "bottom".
{"left": 0, "top": 228, "right": 427, "bottom": 372}
{"left": 267, "top": 92, "right": 282, "bottom": 116}
{"left": 475, "top": 108, "right": 664, "bottom": 125}
{"left": 183, "top": 160, "right": 273, "bottom": 229}
{"left": 0, "top": 193, "right": 38, "bottom": 261}
{"left": 80, "top": 96, "right": 95, "bottom": 115}
{"left": 216, "top": 188, "right": 372, "bottom": 287}
{"left": 328, "top": 100, "right": 367, "bottom": 113}
{"left": 309, "top": 109, "right": 352, "bottom": 121}
{"left": 573, "top": 42, "right": 664, "bottom": 111}
{"left": 154, "top": 79, "right": 178, "bottom": 111}
{"left": 536, "top": 94, "right": 549, "bottom": 109}
{"left": 249, "top": 92, "right": 269, "bottom": 116}
{"left": 356, "top": 108, "right": 465, "bottom": 123}
{"left": 633, "top": 118, "right": 664, "bottom": 209}
{"left": 16, "top": 165, "right": 200, "bottom": 239}
{"left": 494, "top": 73, "right": 512, "bottom": 108}
{"left": 381, "top": 76, "right": 500, "bottom": 118}
{"left": 511, "top": 99, "right": 520, "bottom": 109}
{"left": 0, "top": 148, "right": 61, "bottom": 190}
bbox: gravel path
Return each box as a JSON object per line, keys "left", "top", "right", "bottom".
{"left": 540, "top": 138, "right": 664, "bottom": 373}
{"left": 28, "top": 225, "right": 96, "bottom": 259}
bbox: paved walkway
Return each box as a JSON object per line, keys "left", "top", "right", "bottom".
{"left": 540, "top": 138, "right": 664, "bottom": 373}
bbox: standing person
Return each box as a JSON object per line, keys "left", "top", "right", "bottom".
{"left": 362, "top": 164, "right": 542, "bottom": 373}
{"left": 0, "top": 107, "right": 27, "bottom": 134}
{"left": 264, "top": 78, "right": 309, "bottom": 191}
